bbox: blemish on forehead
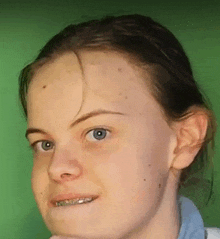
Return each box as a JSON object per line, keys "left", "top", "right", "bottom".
{"left": 118, "top": 67, "right": 122, "bottom": 72}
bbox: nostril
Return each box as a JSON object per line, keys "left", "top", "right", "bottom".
{"left": 61, "top": 173, "right": 71, "bottom": 177}
{"left": 61, "top": 173, "right": 77, "bottom": 181}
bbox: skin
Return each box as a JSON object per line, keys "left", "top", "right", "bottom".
{"left": 26, "top": 51, "right": 208, "bottom": 239}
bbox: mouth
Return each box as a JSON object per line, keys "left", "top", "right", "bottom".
{"left": 50, "top": 194, "right": 99, "bottom": 207}
{"left": 55, "top": 197, "right": 96, "bottom": 207}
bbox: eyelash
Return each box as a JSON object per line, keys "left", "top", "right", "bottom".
{"left": 29, "top": 128, "right": 111, "bottom": 152}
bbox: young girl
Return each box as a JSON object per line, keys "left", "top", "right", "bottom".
{"left": 19, "top": 14, "right": 220, "bottom": 239}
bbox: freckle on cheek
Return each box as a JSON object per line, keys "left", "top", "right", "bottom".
{"left": 159, "top": 184, "right": 161, "bottom": 188}
{"left": 148, "top": 164, "right": 151, "bottom": 167}
{"left": 42, "top": 85, "right": 47, "bottom": 89}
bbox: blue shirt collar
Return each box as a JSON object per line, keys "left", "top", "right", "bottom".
{"left": 177, "top": 195, "right": 205, "bottom": 239}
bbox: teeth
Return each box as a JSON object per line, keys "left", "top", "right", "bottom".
{"left": 56, "top": 198, "right": 93, "bottom": 207}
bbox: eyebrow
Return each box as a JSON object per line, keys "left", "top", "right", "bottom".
{"left": 25, "top": 109, "right": 126, "bottom": 139}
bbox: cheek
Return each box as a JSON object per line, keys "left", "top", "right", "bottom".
{"left": 92, "top": 148, "right": 167, "bottom": 225}
{"left": 92, "top": 144, "right": 162, "bottom": 195}
{"left": 31, "top": 161, "right": 48, "bottom": 207}
{"left": 102, "top": 133, "right": 169, "bottom": 197}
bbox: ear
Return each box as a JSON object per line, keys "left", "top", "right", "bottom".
{"left": 171, "top": 109, "right": 209, "bottom": 170}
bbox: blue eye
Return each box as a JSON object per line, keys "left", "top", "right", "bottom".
{"left": 30, "top": 140, "right": 54, "bottom": 152}
{"left": 41, "top": 141, "right": 54, "bottom": 151}
{"left": 86, "top": 128, "right": 109, "bottom": 142}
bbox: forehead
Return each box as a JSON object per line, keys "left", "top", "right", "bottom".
{"left": 78, "top": 50, "right": 159, "bottom": 112}
{"left": 28, "top": 53, "right": 83, "bottom": 93}
{"left": 27, "top": 51, "right": 163, "bottom": 124}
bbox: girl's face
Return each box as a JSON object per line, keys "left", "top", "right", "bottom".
{"left": 27, "top": 51, "right": 180, "bottom": 239}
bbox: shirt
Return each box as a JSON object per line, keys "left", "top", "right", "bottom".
{"left": 177, "top": 195, "right": 220, "bottom": 239}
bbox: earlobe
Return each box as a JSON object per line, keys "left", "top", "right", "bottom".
{"left": 171, "top": 110, "right": 208, "bottom": 170}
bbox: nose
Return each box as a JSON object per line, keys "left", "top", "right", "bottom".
{"left": 48, "top": 145, "right": 83, "bottom": 183}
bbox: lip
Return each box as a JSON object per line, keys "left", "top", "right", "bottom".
{"left": 49, "top": 193, "right": 99, "bottom": 207}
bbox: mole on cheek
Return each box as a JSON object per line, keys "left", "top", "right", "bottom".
{"left": 42, "top": 85, "right": 47, "bottom": 89}
{"left": 159, "top": 184, "right": 161, "bottom": 188}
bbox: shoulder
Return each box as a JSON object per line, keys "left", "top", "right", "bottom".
{"left": 206, "top": 227, "right": 220, "bottom": 239}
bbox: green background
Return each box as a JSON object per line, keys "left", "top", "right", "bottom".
{"left": 1, "top": 0, "right": 220, "bottom": 238}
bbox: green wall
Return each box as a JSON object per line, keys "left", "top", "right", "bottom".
{"left": 1, "top": 0, "right": 220, "bottom": 238}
